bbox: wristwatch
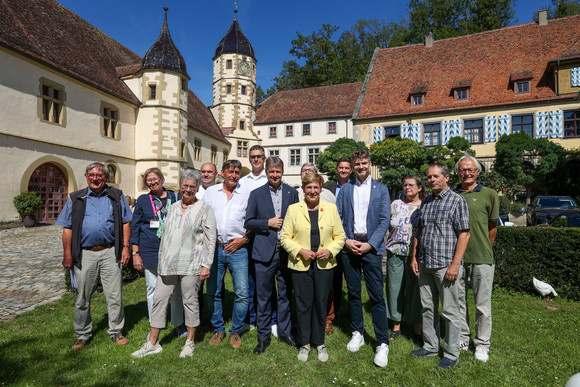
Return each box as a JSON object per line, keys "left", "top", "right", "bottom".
{"left": 132, "top": 251, "right": 140, "bottom": 256}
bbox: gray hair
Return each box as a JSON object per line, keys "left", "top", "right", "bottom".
{"left": 180, "top": 169, "right": 201, "bottom": 187}
{"left": 428, "top": 162, "right": 449, "bottom": 177}
{"left": 300, "top": 162, "right": 318, "bottom": 174}
{"left": 85, "top": 162, "right": 109, "bottom": 179}
{"left": 266, "top": 156, "right": 284, "bottom": 172}
{"left": 222, "top": 159, "right": 242, "bottom": 172}
{"left": 455, "top": 155, "right": 482, "bottom": 174}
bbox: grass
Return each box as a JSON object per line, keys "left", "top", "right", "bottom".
{"left": 1, "top": 276, "right": 579, "bottom": 386}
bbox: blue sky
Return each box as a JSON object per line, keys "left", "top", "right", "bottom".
{"left": 57, "top": 0, "right": 552, "bottom": 106}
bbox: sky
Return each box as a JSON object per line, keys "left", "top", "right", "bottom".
{"left": 57, "top": 0, "right": 553, "bottom": 106}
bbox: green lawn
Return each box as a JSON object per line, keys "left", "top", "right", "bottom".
{"left": 1, "top": 276, "right": 579, "bottom": 386}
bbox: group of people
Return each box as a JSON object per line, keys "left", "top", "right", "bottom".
{"left": 56, "top": 146, "right": 499, "bottom": 369}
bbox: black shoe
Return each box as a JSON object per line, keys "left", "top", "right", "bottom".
{"left": 253, "top": 339, "right": 270, "bottom": 355}
{"left": 279, "top": 335, "right": 297, "bottom": 348}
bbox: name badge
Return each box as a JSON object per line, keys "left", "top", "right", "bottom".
{"left": 150, "top": 220, "right": 160, "bottom": 229}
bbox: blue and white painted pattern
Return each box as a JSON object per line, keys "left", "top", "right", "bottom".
{"left": 535, "top": 111, "right": 549, "bottom": 138}
{"left": 401, "top": 123, "right": 421, "bottom": 142}
{"left": 484, "top": 116, "right": 497, "bottom": 143}
{"left": 442, "top": 120, "right": 461, "bottom": 145}
{"left": 373, "top": 127, "right": 384, "bottom": 143}
{"left": 549, "top": 110, "right": 563, "bottom": 139}
{"left": 571, "top": 67, "right": 580, "bottom": 87}
{"left": 498, "top": 115, "right": 510, "bottom": 137}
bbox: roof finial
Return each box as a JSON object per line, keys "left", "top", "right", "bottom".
{"left": 234, "top": 0, "right": 238, "bottom": 20}
{"left": 163, "top": 6, "right": 168, "bottom": 27}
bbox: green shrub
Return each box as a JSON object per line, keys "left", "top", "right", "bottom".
{"left": 494, "top": 227, "right": 580, "bottom": 300}
{"left": 13, "top": 191, "right": 43, "bottom": 214}
{"left": 499, "top": 195, "right": 510, "bottom": 213}
{"left": 509, "top": 201, "right": 526, "bottom": 216}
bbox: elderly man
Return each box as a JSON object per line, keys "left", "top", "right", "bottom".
{"left": 410, "top": 163, "right": 470, "bottom": 369}
{"left": 323, "top": 157, "right": 352, "bottom": 334}
{"left": 196, "top": 162, "right": 218, "bottom": 200}
{"left": 454, "top": 155, "right": 499, "bottom": 363}
{"left": 336, "top": 149, "right": 391, "bottom": 368}
{"left": 203, "top": 160, "right": 251, "bottom": 348}
{"left": 245, "top": 156, "right": 299, "bottom": 354}
{"left": 298, "top": 163, "right": 335, "bottom": 203}
{"left": 56, "top": 162, "right": 132, "bottom": 350}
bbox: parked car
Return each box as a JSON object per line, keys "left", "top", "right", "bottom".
{"left": 527, "top": 196, "right": 580, "bottom": 226}
{"left": 548, "top": 209, "right": 580, "bottom": 228}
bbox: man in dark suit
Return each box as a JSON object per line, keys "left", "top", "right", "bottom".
{"left": 336, "top": 149, "right": 391, "bottom": 368}
{"left": 323, "top": 157, "right": 352, "bottom": 334}
{"left": 245, "top": 156, "right": 299, "bottom": 354}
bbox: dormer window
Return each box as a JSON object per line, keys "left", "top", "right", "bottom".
{"left": 409, "top": 84, "right": 427, "bottom": 107}
{"left": 510, "top": 70, "right": 533, "bottom": 95}
{"left": 514, "top": 80, "right": 530, "bottom": 94}
{"left": 454, "top": 88, "right": 469, "bottom": 101}
{"left": 411, "top": 94, "right": 424, "bottom": 106}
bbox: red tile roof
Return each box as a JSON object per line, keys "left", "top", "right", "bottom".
{"left": 354, "top": 15, "right": 580, "bottom": 121}
{"left": 187, "top": 90, "right": 229, "bottom": 144}
{"left": 256, "top": 82, "right": 363, "bottom": 124}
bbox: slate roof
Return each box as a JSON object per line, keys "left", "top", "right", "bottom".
{"left": 255, "top": 82, "right": 363, "bottom": 125}
{"left": 354, "top": 15, "right": 580, "bottom": 121}
{"left": 214, "top": 17, "right": 256, "bottom": 60}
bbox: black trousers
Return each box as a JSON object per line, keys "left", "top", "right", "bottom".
{"left": 291, "top": 263, "right": 334, "bottom": 347}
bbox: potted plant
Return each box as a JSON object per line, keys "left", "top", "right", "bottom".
{"left": 13, "top": 191, "right": 43, "bottom": 227}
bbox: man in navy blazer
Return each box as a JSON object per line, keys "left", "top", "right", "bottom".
{"left": 245, "top": 156, "right": 299, "bottom": 355}
{"left": 336, "top": 149, "right": 391, "bottom": 368}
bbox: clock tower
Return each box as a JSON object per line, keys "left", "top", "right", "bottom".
{"left": 211, "top": 10, "right": 260, "bottom": 172}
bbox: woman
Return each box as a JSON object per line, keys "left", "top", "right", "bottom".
{"left": 130, "top": 168, "right": 187, "bottom": 337}
{"left": 132, "top": 170, "right": 216, "bottom": 358}
{"left": 280, "top": 172, "right": 345, "bottom": 362}
{"left": 385, "top": 175, "right": 426, "bottom": 342}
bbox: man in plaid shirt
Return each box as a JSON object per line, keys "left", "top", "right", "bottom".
{"left": 410, "top": 163, "right": 470, "bottom": 369}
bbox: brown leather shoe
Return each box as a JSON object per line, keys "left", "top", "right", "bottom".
{"left": 209, "top": 331, "right": 225, "bottom": 345}
{"left": 72, "top": 338, "right": 87, "bottom": 351}
{"left": 230, "top": 333, "right": 242, "bottom": 348}
{"left": 111, "top": 333, "right": 129, "bottom": 345}
{"left": 325, "top": 322, "right": 334, "bottom": 335}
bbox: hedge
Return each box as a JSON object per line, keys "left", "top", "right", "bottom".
{"left": 494, "top": 227, "right": 580, "bottom": 300}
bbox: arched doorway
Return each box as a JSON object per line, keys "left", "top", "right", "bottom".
{"left": 27, "top": 163, "right": 68, "bottom": 222}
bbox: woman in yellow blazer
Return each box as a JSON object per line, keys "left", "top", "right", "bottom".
{"left": 280, "top": 172, "right": 345, "bottom": 363}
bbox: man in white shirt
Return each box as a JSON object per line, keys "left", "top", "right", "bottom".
{"left": 196, "top": 162, "right": 217, "bottom": 200}
{"left": 239, "top": 145, "right": 268, "bottom": 192}
{"left": 203, "top": 160, "right": 251, "bottom": 348}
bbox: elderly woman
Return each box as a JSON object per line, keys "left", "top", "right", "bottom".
{"left": 132, "top": 170, "right": 217, "bottom": 358}
{"left": 280, "top": 172, "right": 345, "bottom": 362}
{"left": 130, "top": 168, "right": 187, "bottom": 337}
{"left": 385, "top": 175, "right": 426, "bottom": 342}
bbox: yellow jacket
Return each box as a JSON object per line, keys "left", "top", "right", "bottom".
{"left": 280, "top": 199, "right": 345, "bottom": 271}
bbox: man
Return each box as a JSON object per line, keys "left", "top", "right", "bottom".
{"left": 336, "top": 149, "right": 391, "bottom": 368}
{"left": 203, "top": 160, "right": 251, "bottom": 348}
{"left": 56, "top": 162, "right": 132, "bottom": 350}
{"left": 298, "top": 163, "right": 336, "bottom": 204}
{"left": 410, "top": 163, "right": 470, "bottom": 369}
{"left": 323, "top": 157, "right": 352, "bottom": 334}
{"left": 455, "top": 155, "right": 499, "bottom": 363}
{"left": 196, "top": 162, "right": 218, "bottom": 200}
{"left": 245, "top": 156, "right": 299, "bottom": 354}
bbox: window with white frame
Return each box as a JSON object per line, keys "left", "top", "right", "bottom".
{"left": 237, "top": 140, "right": 248, "bottom": 158}
{"left": 269, "top": 126, "right": 277, "bottom": 138}
{"left": 423, "top": 123, "right": 441, "bottom": 146}
{"left": 289, "top": 149, "right": 301, "bottom": 166}
{"left": 308, "top": 148, "right": 320, "bottom": 164}
{"left": 286, "top": 125, "right": 294, "bottom": 137}
{"left": 102, "top": 105, "right": 119, "bottom": 139}
{"left": 328, "top": 122, "right": 337, "bottom": 134}
{"left": 268, "top": 149, "right": 280, "bottom": 157}
{"left": 463, "top": 119, "right": 483, "bottom": 144}
{"left": 302, "top": 123, "right": 311, "bottom": 136}
{"left": 40, "top": 80, "right": 65, "bottom": 124}
{"left": 512, "top": 115, "right": 533, "bottom": 137}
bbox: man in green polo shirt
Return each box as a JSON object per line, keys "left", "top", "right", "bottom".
{"left": 455, "top": 155, "right": 499, "bottom": 363}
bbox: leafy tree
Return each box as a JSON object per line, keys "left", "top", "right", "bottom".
{"left": 255, "top": 85, "right": 267, "bottom": 105}
{"left": 316, "top": 137, "right": 367, "bottom": 182}
{"left": 549, "top": 0, "right": 580, "bottom": 18}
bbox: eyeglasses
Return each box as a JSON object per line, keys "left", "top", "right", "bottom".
{"left": 250, "top": 155, "right": 265, "bottom": 160}
{"left": 146, "top": 178, "right": 160, "bottom": 184}
{"left": 86, "top": 173, "right": 105, "bottom": 178}
{"left": 459, "top": 168, "right": 478, "bottom": 174}
{"left": 402, "top": 183, "right": 417, "bottom": 188}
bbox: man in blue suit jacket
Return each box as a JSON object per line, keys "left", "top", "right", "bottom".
{"left": 336, "top": 149, "right": 391, "bottom": 368}
{"left": 245, "top": 156, "right": 299, "bottom": 355}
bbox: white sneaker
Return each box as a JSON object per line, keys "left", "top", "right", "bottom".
{"left": 131, "top": 340, "right": 162, "bottom": 358}
{"left": 317, "top": 345, "right": 328, "bottom": 362}
{"left": 347, "top": 331, "right": 365, "bottom": 352}
{"left": 460, "top": 340, "right": 472, "bottom": 351}
{"left": 474, "top": 347, "right": 489, "bottom": 362}
{"left": 374, "top": 343, "right": 389, "bottom": 367}
{"left": 297, "top": 346, "right": 311, "bottom": 362}
{"left": 179, "top": 339, "right": 195, "bottom": 358}
{"left": 271, "top": 324, "right": 278, "bottom": 338}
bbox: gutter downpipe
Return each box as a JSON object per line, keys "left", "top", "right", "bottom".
{"left": 556, "top": 60, "right": 560, "bottom": 96}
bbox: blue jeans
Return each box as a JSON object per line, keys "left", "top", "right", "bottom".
{"left": 207, "top": 246, "right": 249, "bottom": 334}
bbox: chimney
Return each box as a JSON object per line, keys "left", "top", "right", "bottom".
{"left": 538, "top": 9, "right": 548, "bottom": 26}
{"left": 425, "top": 32, "right": 434, "bottom": 48}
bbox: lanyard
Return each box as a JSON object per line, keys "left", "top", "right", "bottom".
{"left": 149, "top": 194, "right": 167, "bottom": 218}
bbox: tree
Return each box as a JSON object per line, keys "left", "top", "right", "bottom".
{"left": 316, "top": 137, "right": 367, "bottom": 182}
{"left": 548, "top": 0, "right": 580, "bottom": 19}
{"left": 255, "top": 85, "right": 267, "bottom": 105}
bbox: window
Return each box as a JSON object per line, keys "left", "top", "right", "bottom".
{"left": 454, "top": 88, "right": 469, "bottom": 101}
{"left": 180, "top": 141, "right": 186, "bottom": 159}
{"left": 564, "top": 110, "right": 580, "bottom": 137}
{"left": 241, "top": 85, "right": 247, "bottom": 95}
{"left": 223, "top": 149, "right": 229, "bottom": 164}
{"left": 269, "top": 126, "right": 277, "bottom": 138}
{"left": 237, "top": 140, "right": 248, "bottom": 158}
{"left": 512, "top": 115, "right": 534, "bottom": 136}
{"left": 40, "top": 81, "right": 64, "bottom": 124}
{"left": 226, "top": 59, "right": 232, "bottom": 69}
{"left": 269, "top": 149, "right": 280, "bottom": 157}
{"left": 328, "top": 122, "right": 337, "bottom": 134}
{"left": 149, "top": 85, "right": 157, "bottom": 99}
{"left": 308, "top": 148, "right": 320, "bottom": 164}
{"left": 106, "top": 164, "right": 117, "bottom": 184}
{"left": 514, "top": 80, "right": 530, "bottom": 95}
{"left": 464, "top": 119, "right": 483, "bottom": 144}
{"left": 102, "top": 106, "right": 119, "bottom": 139}
{"left": 193, "top": 138, "right": 202, "bottom": 161}
{"left": 289, "top": 149, "right": 301, "bottom": 166}
{"left": 227, "top": 85, "right": 232, "bottom": 94}
{"left": 423, "top": 123, "right": 441, "bottom": 146}
{"left": 211, "top": 145, "right": 218, "bottom": 165}
{"left": 302, "top": 124, "right": 311, "bottom": 136}
{"left": 181, "top": 78, "right": 187, "bottom": 91}
{"left": 285, "top": 125, "right": 294, "bottom": 137}
{"left": 411, "top": 94, "right": 424, "bottom": 106}
{"left": 239, "top": 120, "right": 245, "bottom": 130}
{"left": 384, "top": 126, "right": 400, "bottom": 139}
